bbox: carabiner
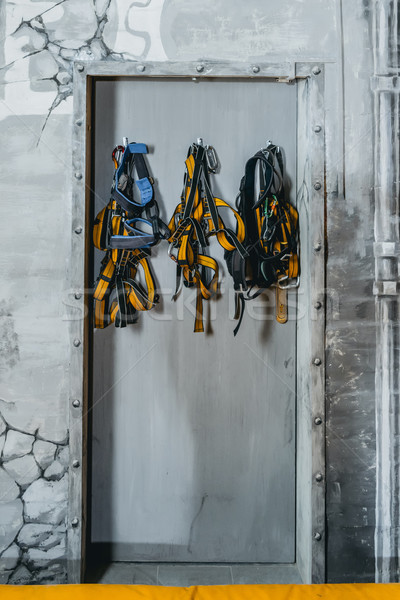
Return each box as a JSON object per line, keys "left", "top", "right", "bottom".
{"left": 206, "top": 145, "right": 218, "bottom": 173}
{"left": 112, "top": 145, "right": 125, "bottom": 169}
{"left": 168, "top": 242, "right": 178, "bottom": 263}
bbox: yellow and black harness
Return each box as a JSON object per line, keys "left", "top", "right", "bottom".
{"left": 225, "top": 142, "right": 299, "bottom": 334}
{"left": 167, "top": 142, "right": 247, "bottom": 332}
{"left": 93, "top": 142, "right": 168, "bottom": 329}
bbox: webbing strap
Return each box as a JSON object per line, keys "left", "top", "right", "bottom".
{"left": 112, "top": 143, "right": 154, "bottom": 210}
{"left": 92, "top": 140, "right": 164, "bottom": 329}
{"left": 225, "top": 143, "right": 299, "bottom": 335}
{"left": 168, "top": 142, "right": 246, "bottom": 332}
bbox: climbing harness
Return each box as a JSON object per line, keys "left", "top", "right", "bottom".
{"left": 93, "top": 138, "right": 298, "bottom": 334}
{"left": 167, "top": 139, "right": 248, "bottom": 332}
{"left": 93, "top": 138, "right": 168, "bottom": 328}
{"left": 225, "top": 141, "right": 299, "bottom": 335}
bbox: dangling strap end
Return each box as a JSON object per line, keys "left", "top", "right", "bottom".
{"left": 233, "top": 292, "right": 246, "bottom": 336}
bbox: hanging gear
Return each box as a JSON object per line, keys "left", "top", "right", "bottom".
{"left": 167, "top": 141, "right": 247, "bottom": 333}
{"left": 225, "top": 141, "right": 299, "bottom": 335}
{"left": 93, "top": 140, "right": 168, "bottom": 329}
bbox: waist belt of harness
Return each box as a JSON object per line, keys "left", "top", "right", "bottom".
{"left": 109, "top": 218, "right": 156, "bottom": 249}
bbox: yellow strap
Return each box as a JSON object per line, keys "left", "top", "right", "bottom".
{"left": 276, "top": 286, "right": 288, "bottom": 324}
{"left": 177, "top": 225, "right": 195, "bottom": 268}
{"left": 109, "top": 300, "right": 119, "bottom": 324}
{"left": 206, "top": 198, "right": 246, "bottom": 251}
{"left": 194, "top": 287, "right": 204, "bottom": 333}
{"left": 94, "top": 298, "right": 108, "bottom": 329}
{"left": 93, "top": 205, "right": 107, "bottom": 250}
{"left": 288, "top": 254, "right": 299, "bottom": 278}
{"left": 93, "top": 199, "right": 120, "bottom": 251}
{"left": 167, "top": 150, "right": 246, "bottom": 332}
{"left": 93, "top": 258, "right": 115, "bottom": 301}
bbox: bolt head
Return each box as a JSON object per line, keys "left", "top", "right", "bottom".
{"left": 315, "top": 473, "right": 323, "bottom": 482}
{"left": 74, "top": 226, "right": 83, "bottom": 234}
{"left": 252, "top": 65, "right": 260, "bottom": 74}
{"left": 314, "top": 416, "right": 323, "bottom": 425}
{"left": 196, "top": 64, "right": 204, "bottom": 73}
{"left": 76, "top": 64, "right": 84, "bottom": 73}
{"left": 75, "top": 172, "right": 83, "bottom": 180}
{"left": 312, "top": 66, "right": 321, "bottom": 76}
{"left": 313, "top": 357, "right": 322, "bottom": 366}
{"left": 314, "top": 181, "right": 322, "bottom": 191}
{"left": 74, "top": 292, "right": 82, "bottom": 300}
{"left": 314, "top": 125, "right": 322, "bottom": 133}
{"left": 75, "top": 119, "right": 83, "bottom": 127}
{"left": 314, "top": 301, "right": 322, "bottom": 310}
{"left": 137, "top": 64, "right": 145, "bottom": 72}
{"left": 72, "top": 399, "right": 81, "bottom": 408}
{"left": 72, "top": 460, "right": 80, "bottom": 468}
{"left": 71, "top": 517, "right": 79, "bottom": 527}
{"left": 314, "top": 242, "right": 322, "bottom": 252}
{"left": 73, "top": 339, "right": 81, "bottom": 347}
{"left": 314, "top": 532, "right": 322, "bottom": 541}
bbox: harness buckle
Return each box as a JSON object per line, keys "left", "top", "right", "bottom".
{"left": 277, "top": 276, "right": 300, "bottom": 290}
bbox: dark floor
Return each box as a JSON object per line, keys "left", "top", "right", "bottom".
{"left": 85, "top": 562, "right": 303, "bottom": 585}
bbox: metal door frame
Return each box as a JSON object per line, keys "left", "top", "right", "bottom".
{"left": 68, "top": 60, "right": 327, "bottom": 584}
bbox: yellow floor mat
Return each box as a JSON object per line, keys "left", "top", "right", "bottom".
{"left": 0, "top": 584, "right": 400, "bottom": 598}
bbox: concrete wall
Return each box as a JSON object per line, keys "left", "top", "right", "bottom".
{"left": 0, "top": 0, "right": 387, "bottom": 584}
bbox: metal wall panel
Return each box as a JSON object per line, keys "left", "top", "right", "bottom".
{"left": 90, "top": 78, "right": 297, "bottom": 563}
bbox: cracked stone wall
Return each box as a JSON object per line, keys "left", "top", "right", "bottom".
{"left": 0, "top": 414, "right": 69, "bottom": 584}
{"left": 0, "top": 0, "right": 378, "bottom": 585}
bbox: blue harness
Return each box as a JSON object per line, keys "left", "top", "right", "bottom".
{"left": 110, "top": 143, "right": 168, "bottom": 249}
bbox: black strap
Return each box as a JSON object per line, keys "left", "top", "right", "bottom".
{"left": 133, "top": 153, "right": 150, "bottom": 181}
{"left": 233, "top": 293, "right": 246, "bottom": 337}
{"left": 182, "top": 146, "right": 205, "bottom": 221}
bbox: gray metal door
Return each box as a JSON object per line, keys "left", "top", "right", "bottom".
{"left": 91, "top": 78, "right": 297, "bottom": 563}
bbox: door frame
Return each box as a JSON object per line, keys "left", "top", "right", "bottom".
{"left": 68, "top": 60, "right": 327, "bottom": 584}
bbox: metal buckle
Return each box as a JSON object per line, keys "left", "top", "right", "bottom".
{"left": 168, "top": 242, "right": 178, "bottom": 263}
{"left": 277, "top": 276, "right": 300, "bottom": 290}
{"left": 236, "top": 284, "right": 246, "bottom": 294}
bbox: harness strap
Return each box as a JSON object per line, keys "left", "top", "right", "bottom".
{"left": 225, "top": 142, "right": 299, "bottom": 334}
{"left": 93, "top": 141, "right": 163, "bottom": 329}
{"left": 112, "top": 143, "right": 154, "bottom": 211}
{"left": 168, "top": 142, "right": 245, "bottom": 332}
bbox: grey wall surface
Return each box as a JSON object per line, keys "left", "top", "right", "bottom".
{"left": 0, "top": 0, "right": 387, "bottom": 585}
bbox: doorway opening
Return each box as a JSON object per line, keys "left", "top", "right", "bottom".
{"left": 68, "top": 61, "right": 326, "bottom": 586}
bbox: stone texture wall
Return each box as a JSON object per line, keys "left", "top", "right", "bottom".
{"left": 0, "top": 414, "right": 68, "bottom": 584}
{"left": 0, "top": 0, "right": 385, "bottom": 585}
